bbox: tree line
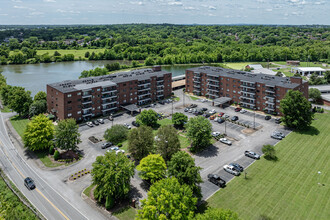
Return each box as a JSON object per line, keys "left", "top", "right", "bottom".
{"left": 0, "top": 24, "right": 329, "bottom": 65}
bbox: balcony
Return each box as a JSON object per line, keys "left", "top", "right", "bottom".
{"left": 102, "top": 107, "right": 117, "bottom": 112}
{"left": 138, "top": 97, "right": 152, "bottom": 102}
{"left": 138, "top": 82, "right": 151, "bottom": 87}
{"left": 240, "top": 95, "right": 255, "bottom": 100}
{"left": 265, "top": 106, "right": 275, "bottom": 111}
{"left": 138, "top": 87, "right": 151, "bottom": 92}
{"left": 207, "top": 83, "right": 219, "bottom": 87}
{"left": 241, "top": 90, "right": 255, "bottom": 95}
{"left": 157, "top": 79, "right": 164, "bottom": 83}
{"left": 240, "top": 84, "right": 256, "bottom": 89}
{"left": 138, "top": 94, "right": 151, "bottom": 99}
{"left": 102, "top": 101, "right": 117, "bottom": 106}
{"left": 193, "top": 80, "right": 201, "bottom": 84}
{"left": 266, "top": 89, "right": 275, "bottom": 93}
{"left": 193, "top": 84, "right": 201, "bottom": 88}
{"left": 207, "top": 87, "right": 218, "bottom": 93}
{"left": 157, "top": 85, "right": 164, "bottom": 90}
{"left": 82, "top": 105, "right": 92, "bottom": 110}
{"left": 82, "top": 113, "right": 92, "bottom": 117}
{"left": 266, "top": 95, "right": 276, "bottom": 99}
{"left": 102, "top": 95, "right": 117, "bottom": 100}
{"left": 266, "top": 100, "right": 275, "bottom": 105}
{"left": 101, "top": 90, "right": 116, "bottom": 95}
{"left": 208, "top": 94, "right": 219, "bottom": 99}
{"left": 82, "top": 93, "right": 92, "bottom": 98}
{"left": 82, "top": 99, "right": 92, "bottom": 104}
{"left": 207, "top": 78, "right": 219, "bottom": 83}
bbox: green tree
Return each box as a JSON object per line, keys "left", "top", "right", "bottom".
{"left": 34, "top": 91, "right": 47, "bottom": 102}
{"left": 54, "top": 118, "right": 81, "bottom": 151}
{"left": 7, "top": 86, "right": 33, "bottom": 117}
{"left": 275, "top": 71, "right": 283, "bottom": 77}
{"left": 168, "top": 151, "right": 203, "bottom": 199}
{"left": 29, "top": 100, "right": 47, "bottom": 117}
{"left": 262, "top": 144, "right": 277, "bottom": 160}
{"left": 136, "top": 154, "right": 167, "bottom": 184}
{"left": 23, "top": 114, "right": 54, "bottom": 151}
{"left": 136, "top": 109, "right": 158, "bottom": 127}
{"left": 185, "top": 116, "right": 212, "bottom": 152}
{"left": 53, "top": 51, "right": 61, "bottom": 56}
{"left": 92, "top": 152, "right": 135, "bottom": 209}
{"left": 280, "top": 90, "right": 313, "bottom": 130}
{"left": 104, "top": 124, "right": 128, "bottom": 145}
{"left": 128, "top": 125, "right": 154, "bottom": 160}
{"left": 194, "top": 208, "right": 239, "bottom": 220}
{"left": 155, "top": 125, "right": 180, "bottom": 161}
{"left": 324, "top": 71, "right": 330, "bottom": 83}
{"left": 309, "top": 88, "right": 322, "bottom": 103}
{"left": 136, "top": 177, "right": 197, "bottom": 220}
{"left": 144, "top": 57, "right": 154, "bottom": 66}
{"left": 172, "top": 112, "right": 188, "bottom": 128}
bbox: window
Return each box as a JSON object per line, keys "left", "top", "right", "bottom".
{"left": 77, "top": 99, "right": 81, "bottom": 102}
{"left": 258, "top": 84, "right": 260, "bottom": 87}
{"left": 92, "top": 108, "right": 95, "bottom": 110}
{"left": 77, "top": 111, "right": 81, "bottom": 114}
{"left": 68, "top": 113, "right": 72, "bottom": 117}
{"left": 124, "top": 100, "right": 127, "bottom": 103}
{"left": 68, "top": 107, "right": 72, "bottom": 110}
{"left": 56, "top": 92, "right": 58, "bottom": 95}
{"left": 233, "top": 90, "right": 236, "bottom": 93}
{"left": 97, "top": 88, "right": 100, "bottom": 91}
{"left": 233, "top": 85, "right": 236, "bottom": 88}
{"left": 67, "top": 101, "right": 72, "bottom": 104}
{"left": 124, "top": 94, "right": 126, "bottom": 97}
{"left": 97, "top": 106, "right": 101, "bottom": 109}
{"left": 77, "top": 92, "right": 81, "bottom": 95}
{"left": 123, "top": 83, "right": 126, "bottom": 86}
{"left": 227, "top": 89, "right": 230, "bottom": 92}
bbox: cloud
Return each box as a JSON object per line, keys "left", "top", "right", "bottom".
{"left": 13, "top": 5, "right": 26, "bottom": 9}
{"left": 30, "top": 11, "right": 44, "bottom": 15}
{"left": 265, "top": 8, "right": 273, "bottom": 12}
{"left": 208, "top": 6, "right": 216, "bottom": 10}
{"left": 11, "top": 0, "right": 22, "bottom": 2}
{"left": 0, "top": 14, "right": 9, "bottom": 16}
{"left": 43, "top": 0, "right": 56, "bottom": 2}
{"left": 130, "top": 1, "right": 145, "bottom": 5}
{"left": 183, "top": 6, "right": 196, "bottom": 11}
{"left": 168, "top": 2, "right": 183, "bottom": 6}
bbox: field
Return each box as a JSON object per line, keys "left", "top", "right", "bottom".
{"left": 274, "top": 61, "right": 329, "bottom": 68}
{"left": 36, "top": 49, "right": 106, "bottom": 58}
{"left": 207, "top": 112, "right": 330, "bottom": 220}
{"left": 10, "top": 115, "right": 29, "bottom": 138}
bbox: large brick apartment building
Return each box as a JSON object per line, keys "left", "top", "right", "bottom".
{"left": 186, "top": 66, "right": 308, "bottom": 115}
{"left": 47, "top": 66, "right": 172, "bottom": 121}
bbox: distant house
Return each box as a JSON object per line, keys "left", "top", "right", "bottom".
{"left": 287, "top": 60, "right": 300, "bottom": 66}
{"left": 245, "top": 64, "right": 263, "bottom": 70}
{"left": 291, "top": 67, "right": 326, "bottom": 76}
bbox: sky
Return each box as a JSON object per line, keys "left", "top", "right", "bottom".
{"left": 0, "top": 0, "right": 329, "bottom": 25}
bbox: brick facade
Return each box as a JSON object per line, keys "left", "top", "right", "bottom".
{"left": 47, "top": 67, "right": 172, "bottom": 121}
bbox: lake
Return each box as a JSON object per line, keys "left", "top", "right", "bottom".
{"left": 0, "top": 61, "right": 201, "bottom": 96}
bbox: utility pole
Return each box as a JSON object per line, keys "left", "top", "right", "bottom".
{"left": 254, "top": 108, "right": 256, "bottom": 130}
{"left": 171, "top": 100, "right": 174, "bottom": 115}
{"left": 183, "top": 89, "right": 185, "bottom": 107}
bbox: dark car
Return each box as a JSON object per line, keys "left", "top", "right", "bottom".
{"left": 101, "top": 142, "right": 113, "bottom": 149}
{"left": 229, "top": 163, "right": 244, "bottom": 172}
{"left": 207, "top": 174, "right": 226, "bottom": 188}
{"left": 92, "top": 120, "right": 99, "bottom": 126}
{"left": 97, "top": 119, "right": 104, "bottom": 124}
{"left": 132, "top": 121, "right": 140, "bottom": 127}
{"left": 244, "top": 150, "right": 260, "bottom": 159}
{"left": 217, "top": 118, "right": 225, "bottom": 124}
{"left": 201, "top": 107, "right": 208, "bottom": 112}
{"left": 275, "top": 118, "right": 281, "bottom": 124}
{"left": 24, "top": 177, "right": 36, "bottom": 190}
{"left": 265, "top": 115, "right": 272, "bottom": 120}
{"left": 231, "top": 116, "right": 239, "bottom": 121}
{"left": 158, "top": 100, "right": 165, "bottom": 105}
{"left": 190, "top": 104, "right": 197, "bottom": 108}
{"left": 235, "top": 107, "right": 242, "bottom": 112}
{"left": 184, "top": 108, "right": 189, "bottom": 112}
{"left": 203, "top": 113, "right": 211, "bottom": 118}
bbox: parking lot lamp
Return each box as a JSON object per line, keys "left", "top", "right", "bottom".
{"left": 254, "top": 108, "right": 256, "bottom": 130}
{"left": 224, "top": 118, "right": 227, "bottom": 135}
{"left": 110, "top": 114, "right": 113, "bottom": 126}
{"left": 183, "top": 90, "right": 185, "bottom": 107}
{"left": 172, "top": 100, "right": 174, "bottom": 115}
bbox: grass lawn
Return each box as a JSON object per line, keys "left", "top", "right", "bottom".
{"left": 9, "top": 116, "right": 29, "bottom": 138}
{"left": 189, "top": 95, "right": 200, "bottom": 101}
{"left": 83, "top": 184, "right": 95, "bottom": 197}
{"left": 178, "top": 134, "right": 191, "bottom": 149}
{"left": 0, "top": 105, "right": 11, "bottom": 113}
{"left": 36, "top": 49, "right": 106, "bottom": 59}
{"left": 34, "top": 151, "right": 62, "bottom": 168}
{"left": 158, "top": 118, "right": 173, "bottom": 127}
{"left": 207, "top": 112, "right": 330, "bottom": 220}
{"left": 113, "top": 206, "right": 137, "bottom": 220}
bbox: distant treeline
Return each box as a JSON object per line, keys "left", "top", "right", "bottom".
{"left": 0, "top": 24, "right": 329, "bottom": 65}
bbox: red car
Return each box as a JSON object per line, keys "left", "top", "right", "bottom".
{"left": 235, "top": 107, "right": 242, "bottom": 112}
{"left": 218, "top": 112, "right": 224, "bottom": 117}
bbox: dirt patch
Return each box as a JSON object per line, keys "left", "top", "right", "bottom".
{"left": 60, "top": 150, "right": 79, "bottom": 160}
{"left": 242, "top": 128, "right": 257, "bottom": 134}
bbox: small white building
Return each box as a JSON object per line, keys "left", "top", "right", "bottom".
{"left": 291, "top": 67, "right": 326, "bottom": 76}
{"left": 246, "top": 64, "right": 263, "bottom": 70}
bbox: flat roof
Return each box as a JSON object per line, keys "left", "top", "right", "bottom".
{"left": 293, "top": 67, "right": 326, "bottom": 72}
{"left": 309, "top": 84, "right": 330, "bottom": 92}
{"left": 321, "top": 94, "right": 330, "bottom": 102}
{"left": 213, "top": 97, "right": 232, "bottom": 105}
{"left": 252, "top": 68, "right": 276, "bottom": 76}
{"left": 186, "top": 66, "right": 304, "bottom": 89}
{"left": 48, "top": 68, "right": 171, "bottom": 93}
{"left": 248, "top": 64, "right": 263, "bottom": 70}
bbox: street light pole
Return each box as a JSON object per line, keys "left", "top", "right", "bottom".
{"left": 254, "top": 108, "right": 256, "bottom": 130}
{"left": 225, "top": 119, "right": 227, "bottom": 135}
{"left": 172, "top": 100, "right": 174, "bottom": 115}
{"left": 183, "top": 90, "right": 185, "bottom": 107}
{"left": 110, "top": 113, "right": 113, "bottom": 127}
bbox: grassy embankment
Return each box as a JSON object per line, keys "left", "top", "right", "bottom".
{"left": 207, "top": 112, "right": 330, "bottom": 220}
{"left": 36, "top": 49, "right": 106, "bottom": 59}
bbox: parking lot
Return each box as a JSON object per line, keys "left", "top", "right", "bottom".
{"left": 71, "top": 89, "right": 290, "bottom": 201}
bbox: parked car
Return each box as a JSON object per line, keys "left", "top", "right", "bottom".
{"left": 275, "top": 118, "right": 282, "bottom": 124}
{"left": 201, "top": 107, "right": 208, "bottom": 112}
{"left": 231, "top": 116, "right": 239, "bottom": 121}
{"left": 219, "top": 138, "right": 232, "bottom": 145}
{"left": 244, "top": 150, "right": 260, "bottom": 159}
{"left": 188, "top": 108, "right": 193, "bottom": 113}
{"left": 210, "top": 115, "right": 216, "bottom": 120}
{"left": 101, "top": 142, "right": 113, "bottom": 149}
{"left": 207, "top": 174, "right": 226, "bottom": 188}
{"left": 265, "top": 115, "right": 272, "bottom": 120}
{"left": 116, "top": 149, "right": 125, "bottom": 154}
{"left": 212, "top": 131, "right": 221, "bottom": 137}
{"left": 97, "top": 119, "right": 104, "bottom": 124}
{"left": 224, "top": 114, "right": 230, "bottom": 118}
{"left": 274, "top": 131, "right": 285, "bottom": 138}
{"left": 218, "top": 112, "right": 225, "bottom": 117}
{"left": 217, "top": 118, "right": 225, "bottom": 124}
{"left": 271, "top": 133, "right": 282, "bottom": 140}
{"left": 132, "top": 121, "right": 140, "bottom": 127}
{"left": 184, "top": 108, "right": 189, "bottom": 112}
{"left": 158, "top": 100, "right": 165, "bottom": 105}
{"left": 235, "top": 107, "right": 242, "bottom": 112}
{"left": 229, "top": 163, "right": 244, "bottom": 172}
{"left": 240, "top": 109, "right": 247, "bottom": 114}
{"left": 190, "top": 104, "right": 197, "bottom": 108}
{"left": 108, "top": 146, "right": 119, "bottom": 152}
{"left": 92, "top": 120, "right": 99, "bottom": 126}
{"left": 108, "top": 116, "right": 114, "bottom": 121}
{"left": 124, "top": 123, "right": 131, "bottom": 129}
{"left": 24, "top": 177, "right": 36, "bottom": 190}
{"left": 201, "top": 99, "right": 208, "bottom": 103}
{"left": 223, "top": 165, "right": 240, "bottom": 176}
{"left": 209, "top": 109, "right": 216, "bottom": 114}
{"left": 86, "top": 121, "right": 93, "bottom": 127}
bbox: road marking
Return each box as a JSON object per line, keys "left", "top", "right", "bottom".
{"left": 0, "top": 140, "right": 70, "bottom": 220}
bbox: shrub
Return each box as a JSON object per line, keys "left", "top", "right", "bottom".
{"left": 74, "top": 177, "right": 76, "bottom": 180}
{"left": 118, "top": 143, "right": 123, "bottom": 147}
{"left": 262, "top": 145, "right": 277, "bottom": 160}
{"left": 54, "top": 150, "right": 60, "bottom": 160}
{"left": 49, "top": 145, "right": 55, "bottom": 155}
{"left": 321, "top": 108, "right": 324, "bottom": 113}
{"left": 78, "top": 175, "right": 80, "bottom": 178}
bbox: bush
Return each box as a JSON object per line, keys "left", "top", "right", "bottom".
{"left": 49, "top": 145, "right": 55, "bottom": 155}
{"left": 54, "top": 150, "right": 60, "bottom": 160}
{"left": 262, "top": 145, "right": 277, "bottom": 161}
{"left": 103, "top": 125, "right": 129, "bottom": 145}
{"left": 118, "top": 143, "right": 123, "bottom": 147}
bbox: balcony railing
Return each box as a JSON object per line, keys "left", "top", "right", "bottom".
{"left": 207, "top": 83, "right": 219, "bottom": 87}
{"left": 101, "top": 90, "right": 116, "bottom": 94}
{"left": 82, "top": 94, "right": 92, "bottom": 98}
{"left": 82, "top": 99, "right": 92, "bottom": 104}
{"left": 241, "top": 90, "right": 255, "bottom": 95}
{"left": 138, "top": 82, "right": 151, "bottom": 87}
{"left": 240, "top": 96, "right": 256, "bottom": 100}
{"left": 102, "top": 107, "right": 117, "bottom": 112}
{"left": 240, "top": 84, "right": 256, "bottom": 89}
{"left": 102, "top": 95, "right": 117, "bottom": 100}
{"left": 266, "top": 89, "right": 275, "bottom": 93}
{"left": 207, "top": 88, "right": 218, "bottom": 92}
{"left": 207, "top": 78, "right": 219, "bottom": 83}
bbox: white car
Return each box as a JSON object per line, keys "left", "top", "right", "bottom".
{"left": 224, "top": 114, "right": 230, "bottom": 118}
{"left": 124, "top": 123, "right": 131, "bottom": 129}
{"left": 209, "top": 109, "right": 216, "bottom": 114}
{"left": 110, "top": 146, "right": 119, "bottom": 151}
{"left": 86, "top": 122, "right": 93, "bottom": 127}
{"left": 219, "top": 138, "right": 232, "bottom": 145}
{"left": 223, "top": 165, "right": 240, "bottom": 176}
{"left": 116, "top": 149, "right": 125, "bottom": 154}
{"left": 212, "top": 131, "right": 221, "bottom": 137}
{"left": 240, "top": 109, "right": 247, "bottom": 114}
{"left": 214, "top": 117, "right": 219, "bottom": 122}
